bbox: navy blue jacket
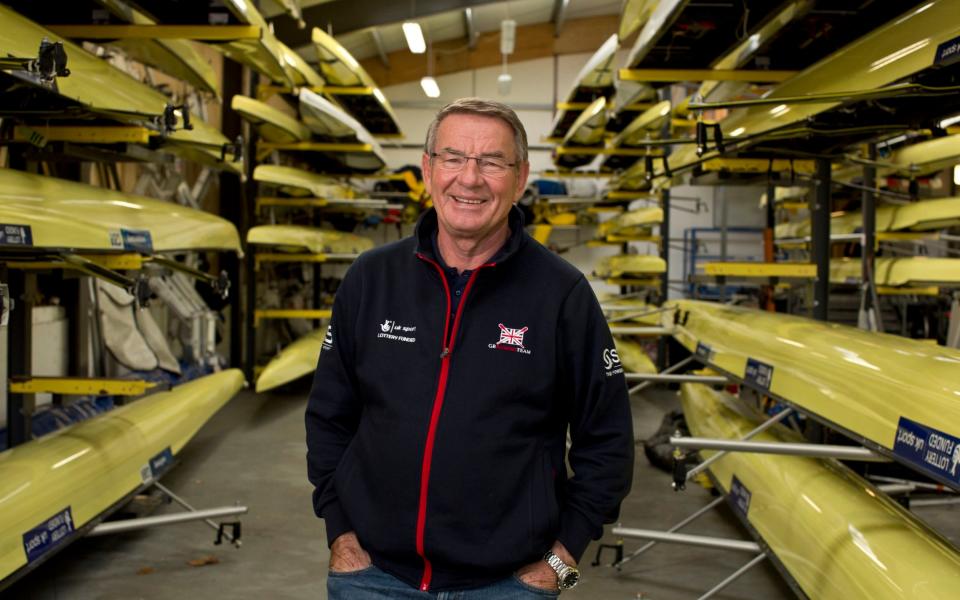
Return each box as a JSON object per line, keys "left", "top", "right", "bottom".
{"left": 306, "top": 207, "right": 633, "bottom": 592}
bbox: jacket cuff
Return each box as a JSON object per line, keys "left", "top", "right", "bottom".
{"left": 321, "top": 500, "right": 353, "bottom": 548}
{"left": 557, "top": 509, "right": 597, "bottom": 563}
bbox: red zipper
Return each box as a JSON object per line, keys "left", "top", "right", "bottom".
{"left": 413, "top": 253, "right": 493, "bottom": 591}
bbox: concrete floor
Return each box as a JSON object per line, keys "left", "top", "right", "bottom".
{"left": 5, "top": 384, "right": 957, "bottom": 599}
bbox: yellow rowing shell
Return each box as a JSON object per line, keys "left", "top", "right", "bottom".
{"left": 0, "top": 168, "right": 240, "bottom": 254}
{"left": 232, "top": 95, "right": 311, "bottom": 144}
{"left": 253, "top": 165, "right": 353, "bottom": 198}
{"left": 681, "top": 382, "right": 960, "bottom": 599}
{"left": 256, "top": 329, "right": 324, "bottom": 393}
{"left": 0, "top": 369, "right": 244, "bottom": 585}
{"left": 246, "top": 225, "right": 374, "bottom": 255}
{"left": 776, "top": 196, "right": 960, "bottom": 238}
{"left": 667, "top": 299, "right": 960, "bottom": 488}
{"left": 0, "top": 5, "right": 168, "bottom": 123}
{"left": 831, "top": 257, "right": 960, "bottom": 287}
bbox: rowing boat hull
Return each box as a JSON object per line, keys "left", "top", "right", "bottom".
{"left": 666, "top": 300, "right": 960, "bottom": 489}
{"left": 0, "top": 369, "right": 245, "bottom": 585}
{"left": 775, "top": 197, "right": 960, "bottom": 238}
{"left": 614, "top": 337, "right": 656, "bottom": 374}
{"left": 598, "top": 207, "right": 663, "bottom": 238}
{"left": 310, "top": 27, "right": 401, "bottom": 136}
{"left": 0, "top": 6, "right": 168, "bottom": 123}
{"left": 548, "top": 34, "right": 619, "bottom": 140}
{"left": 124, "top": 0, "right": 293, "bottom": 86}
{"left": 246, "top": 225, "right": 374, "bottom": 254}
{"left": 555, "top": 97, "right": 608, "bottom": 170}
{"left": 661, "top": 1, "right": 960, "bottom": 181}
{"left": 831, "top": 257, "right": 960, "bottom": 287}
{"left": 256, "top": 329, "right": 323, "bottom": 392}
{"left": 253, "top": 165, "right": 352, "bottom": 198}
{"left": 595, "top": 254, "right": 666, "bottom": 278}
{"left": 0, "top": 168, "right": 241, "bottom": 254}
{"left": 96, "top": 0, "right": 220, "bottom": 98}
{"left": 298, "top": 89, "right": 386, "bottom": 173}
{"left": 680, "top": 382, "right": 960, "bottom": 599}
{"left": 231, "top": 95, "right": 311, "bottom": 144}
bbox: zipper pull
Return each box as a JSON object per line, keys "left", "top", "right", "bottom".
{"left": 440, "top": 348, "right": 450, "bottom": 359}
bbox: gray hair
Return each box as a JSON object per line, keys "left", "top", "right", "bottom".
{"left": 424, "top": 98, "right": 529, "bottom": 163}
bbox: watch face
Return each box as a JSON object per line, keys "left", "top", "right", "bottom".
{"left": 560, "top": 570, "right": 580, "bottom": 589}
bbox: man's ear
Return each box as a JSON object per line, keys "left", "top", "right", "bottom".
{"left": 515, "top": 160, "right": 531, "bottom": 200}
{"left": 421, "top": 152, "right": 431, "bottom": 182}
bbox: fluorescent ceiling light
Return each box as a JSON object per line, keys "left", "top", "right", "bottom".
{"left": 403, "top": 22, "right": 426, "bottom": 54}
{"left": 954, "top": 164, "right": 960, "bottom": 186}
{"left": 421, "top": 76, "right": 440, "bottom": 98}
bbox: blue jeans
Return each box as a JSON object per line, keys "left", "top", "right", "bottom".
{"left": 327, "top": 565, "right": 560, "bottom": 599}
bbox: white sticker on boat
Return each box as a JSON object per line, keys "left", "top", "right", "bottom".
{"left": 695, "top": 342, "right": 713, "bottom": 361}
{"left": 744, "top": 358, "right": 773, "bottom": 390}
{"left": 23, "top": 507, "right": 75, "bottom": 563}
{"left": 893, "top": 417, "right": 960, "bottom": 486}
{"left": 0, "top": 223, "right": 33, "bottom": 246}
{"left": 149, "top": 447, "right": 174, "bottom": 480}
{"left": 729, "top": 476, "right": 751, "bottom": 519}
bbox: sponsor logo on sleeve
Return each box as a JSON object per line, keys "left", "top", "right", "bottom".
{"left": 23, "top": 508, "right": 75, "bottom": 563}
{"left": 602, "top": 347, "right": 623, "bottom": 376}
{"left": 893, "top": 417, "right": 960, "bottom": 485}
{"left": 376, "top": 318, "right": 416, "bottom": 344}
{"left": 488, "top": 323, "right": 531, "bottom": 355}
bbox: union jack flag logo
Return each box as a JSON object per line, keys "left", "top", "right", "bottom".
{"left": 497, "top": 323, "right": 528, "bottom": 348}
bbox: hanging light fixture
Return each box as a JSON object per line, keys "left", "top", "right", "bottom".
{"left": 498, "top": 18, "right": 516, "bottom": 96}
{"left": 421, "top": 42, "right": 440, "bottom": 98}
{"left": 403, "top": 22, "right": 426, "bottom": 54}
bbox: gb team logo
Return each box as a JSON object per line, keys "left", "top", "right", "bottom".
{"left": 489, "top": 323, "right": 531, "bottom": 355}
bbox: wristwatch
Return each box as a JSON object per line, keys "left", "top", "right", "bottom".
{"left": 543, "top": 550, "right": 580, "bottom": 590}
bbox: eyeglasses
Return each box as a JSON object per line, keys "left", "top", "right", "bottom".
{"left": 429, "top": 151, "right": 517, "bottom": 177}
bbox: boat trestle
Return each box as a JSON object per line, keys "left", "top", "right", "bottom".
{"left": 88, "top": 481, "right": 247, "bottom": 549}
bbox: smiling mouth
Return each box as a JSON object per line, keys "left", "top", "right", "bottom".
{"left": 452, "top": 195, "right": 486, "bottom": 205}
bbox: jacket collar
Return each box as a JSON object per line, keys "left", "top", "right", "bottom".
{"left": 414, "top": 205, "right": 526, "bottom": 266}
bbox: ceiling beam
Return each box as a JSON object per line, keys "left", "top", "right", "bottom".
{"left": 271, "top": 0, "right": 504, "bottom": 49}
{"left": 359, "top": 15, "right": 618, "bottom": 88}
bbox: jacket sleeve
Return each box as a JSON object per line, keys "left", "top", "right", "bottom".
{"left": 555, "top": 276, "right": 635, "bottom": 561}
{"left": 305, "top": 257, "right": 364, "bottom": 547}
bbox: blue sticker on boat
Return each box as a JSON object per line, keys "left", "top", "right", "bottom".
{"left": 149, "top": 447, "right": 174, "bottom": 478}
{"left": 0, "top": 223, "right": 33, "bottom": 246}
{"left": 729, "top": 476, "right": 751, "bottom": 518}
{"left": 744, "top": 358, "right": 773, "bottom": 390}
{"left": 23, "top": 507, "right": 75, "bottom": 563}
{"left": 695, "top": 342, "right": 713, "bottom": 361}
{"left": 935, "top": 36, "right": 960, "bottom": 67}
{"left": 121, "top": 228, "right": 153, "bottom": 252}
{"left": 893, "top": 417, "right": 960, "bottom": 485}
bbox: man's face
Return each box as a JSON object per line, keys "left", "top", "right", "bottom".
{"left": 422, "top": 113, "right": 530, "bottom": 242}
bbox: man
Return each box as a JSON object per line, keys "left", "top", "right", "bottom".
{"left": 306, "top": 98, "right": 634, "bottom": 598}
